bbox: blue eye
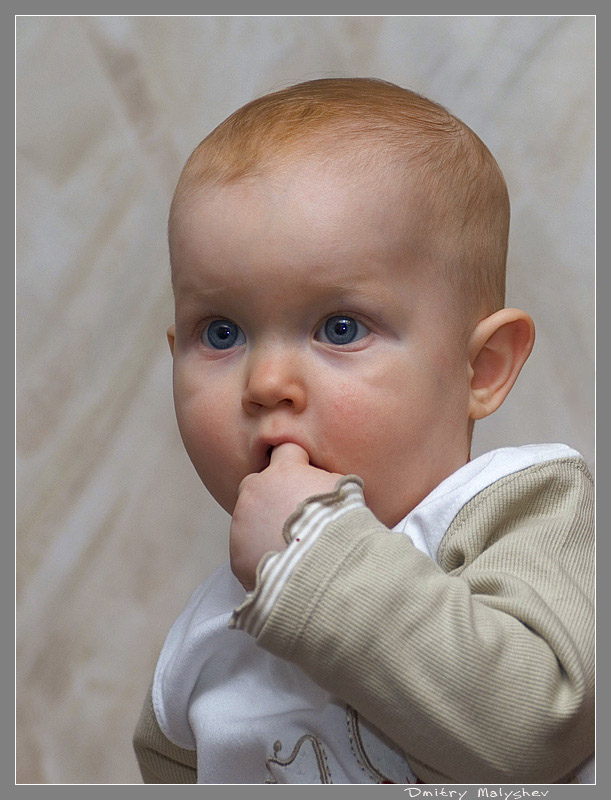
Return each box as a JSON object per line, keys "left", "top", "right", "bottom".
{"left": 202, "top": 319, "right": 245, "bottom": 350}
{"left": 316, "top": 316, "right": 369, "bottom": 345}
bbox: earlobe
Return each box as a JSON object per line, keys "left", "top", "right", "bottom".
{"left": 167, "top": 324, "right": 176, "bottom": 356}
{"left": 468, "top": 309, "right": 535, "bottom": 421}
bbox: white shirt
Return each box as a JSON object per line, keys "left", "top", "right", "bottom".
{"left": 151, "top": 444, "right": 592, "bottom": 784}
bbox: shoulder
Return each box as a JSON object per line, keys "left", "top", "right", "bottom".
{"left": 438, "top": 450, "right": 593, "bottom": 572}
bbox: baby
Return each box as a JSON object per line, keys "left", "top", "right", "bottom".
{"left": 133, "top": 78, "right": 594, "bottom": 784}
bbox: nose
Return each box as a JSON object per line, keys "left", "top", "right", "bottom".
{"left": 241, "top": 346, "right": 307, "bottom": 414}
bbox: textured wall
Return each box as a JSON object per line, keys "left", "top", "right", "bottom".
{"left": 16, "top": 16, "right": 594, "bottom": 783}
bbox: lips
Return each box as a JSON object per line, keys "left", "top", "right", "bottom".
{"left": 253, "top": 435, "right": 318, "bottom": 472}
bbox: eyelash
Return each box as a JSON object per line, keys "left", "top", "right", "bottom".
{"left": 198, "top": 313, "right": 373, "bottom": 350}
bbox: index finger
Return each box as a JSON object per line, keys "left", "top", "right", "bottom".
{"left": 269, "top": 442, "right": 311, "bottom": 466}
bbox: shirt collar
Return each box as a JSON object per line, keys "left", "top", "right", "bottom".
{"left": 392, "top": 443, "right": 582, "bottom": 561}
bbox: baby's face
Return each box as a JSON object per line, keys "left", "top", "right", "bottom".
{"left": 169, "top": 158, "right": 473, "bottom": 527}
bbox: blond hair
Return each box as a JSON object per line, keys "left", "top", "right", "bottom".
{"left": 169, "top": 78, "right": 509, "bottom": 322}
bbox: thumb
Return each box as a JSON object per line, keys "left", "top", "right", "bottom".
{"left": 269, "top": 442, "right": 311, "bottom": 466}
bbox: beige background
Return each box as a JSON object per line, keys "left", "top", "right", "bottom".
{"left": 16, "top": 16, "right": 595, "bottom": 784}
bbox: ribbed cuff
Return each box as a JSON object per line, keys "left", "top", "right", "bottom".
{"left": 229, "top": 475, "right": 365, "bottom": 637}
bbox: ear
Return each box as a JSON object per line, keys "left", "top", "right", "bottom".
{"left": 167, "top": 324, "right": 176, "bottom": 356}
{"left": 468, "top": 308, "right": 535, "bottom": 421}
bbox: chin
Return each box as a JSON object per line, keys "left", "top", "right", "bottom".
{"left": 365, "top": 490, "right": 416, "bottom": 529}
{"left": 216, "top": 496, "right": 237, "bottom": 516}
{"left": 196, "top": 475, "right": 236, "bottom": 516}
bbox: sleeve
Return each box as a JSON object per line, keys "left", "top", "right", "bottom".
{"left": 133, "top": 682, "right": 197, "bottom": 784}
{"left": 232, "top": 458, "right": 594, "bottom": 784}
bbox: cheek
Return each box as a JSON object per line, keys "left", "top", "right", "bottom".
{"left": 326, "top": 379, "right": 393, "bottom": 439}
{"left": 172, "top": 365, "right": 245, "bottom": 513}
{"left": 329, "top": 382, "right": 371, "bottom": 423}
{"left": 322, "top": 380, "right": 398, "bottom": 461}
{"left": 321, "top": 361, "right": 456, "bottom": 467}
{"left": 173, "top": 364, "right": 237, "bottom": 461}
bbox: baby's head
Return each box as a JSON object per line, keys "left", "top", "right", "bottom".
{"left": 167, "top": 78, "right": 534, "bottom": 527}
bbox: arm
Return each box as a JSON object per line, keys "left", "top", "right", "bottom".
{"left": 233, "top": 458, "right": 594, "bottom": 783}
{"left": 133, "top": 683, "right": 197, "bottom": 784}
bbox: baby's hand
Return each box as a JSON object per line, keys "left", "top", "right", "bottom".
{"left": 230, "top": 443, "right": 343, "bottom": 591}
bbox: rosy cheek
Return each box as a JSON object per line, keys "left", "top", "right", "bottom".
{"left": 326, "top": 385, "right": 383, "bottom": 455}
{"left": 332, "top": 374, "right": 397, "bottom": 426}
{"left": 181, "top": 398, "right": 229, "bottom": 458}
{"left": 174, "top": 373, "right": 225, "bottom": 448}
{"left": 330, "top": 383, "right": 369, "bottom": 420}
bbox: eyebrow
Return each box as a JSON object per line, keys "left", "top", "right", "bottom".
{"left": 175, "top": 271, "right": 391, "bottom": 295}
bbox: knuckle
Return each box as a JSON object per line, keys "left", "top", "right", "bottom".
{"left": 237, "top": 473, "right": 256, "bottom": 494}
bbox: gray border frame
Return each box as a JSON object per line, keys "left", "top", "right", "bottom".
{"left": 12, "top": 7, "right": 601, "bottom": 799}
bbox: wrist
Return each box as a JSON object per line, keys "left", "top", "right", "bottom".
{"left": 230, "top": 475, "right": 366, "bottom": 635}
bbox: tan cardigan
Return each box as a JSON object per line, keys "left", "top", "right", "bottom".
{"left": 134, "top": 456, "right": 594, "bottom": 784}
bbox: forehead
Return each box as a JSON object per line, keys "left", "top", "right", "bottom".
{"left": 171, "top": 156, "right": 438, "bottom": 294}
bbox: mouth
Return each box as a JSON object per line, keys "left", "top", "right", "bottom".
{"left": 254, "top": 442, "right": 277, "bottom": 472}
{"left": 255, "top": 438, "right": 322, "bottom": 472}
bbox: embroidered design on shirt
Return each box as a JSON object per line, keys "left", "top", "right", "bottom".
{"left": 345, "top": 705, "right": 418, "bottom": 784}
{"left": 264, "top": 735, "right": 332, "bottom": 784}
